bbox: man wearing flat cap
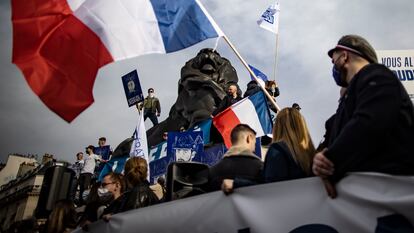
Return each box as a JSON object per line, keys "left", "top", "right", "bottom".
{"left": 312, "top": 35, "right": 414, "bottom": 198}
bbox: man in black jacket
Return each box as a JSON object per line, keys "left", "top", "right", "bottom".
{"left": 209, "top": 124, "right": 263, "bottom": 193}
{"left": 212, "top": 83, "right": 242, "bottom": 116}
{"left": 312, "top": 35, "right": 414, "bottom": 198}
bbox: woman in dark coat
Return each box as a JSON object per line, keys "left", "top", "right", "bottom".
{"left": 117, "top": 157, "right": 159, "bottom": 213}
{"left": 264, "top": 107, "right": 316, "bottom": 182}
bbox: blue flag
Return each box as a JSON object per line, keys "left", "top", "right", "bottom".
{"left": 151, "top": 0, "right": 223, "bottom": 52}
{"left": 249, "top": 64, "right": 268, "bottom": 82}
{"left": 98, "top": 155, "right": 129, "bottom": 181}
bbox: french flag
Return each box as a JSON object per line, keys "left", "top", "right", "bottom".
{"left": 213, "top": 91, "right": 273, "bottom": 148}
{"left": 11, "top": 0, "right": 223, "bottom": 122}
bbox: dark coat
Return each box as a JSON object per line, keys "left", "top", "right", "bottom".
{"left": 212, "top": 94, "right": 242, "bottom": 116}
{"left": 117, "top": 181, "right": 159, "bottom": 213}
{"left": 326, "top": 63, "right": 414, "bottom": 183}
{"left": 243, "top": 81, "right": 262, "bottom": 98}
{"left": 263, "top": 142, "right": 307, "bottom": 183}
{"left": 101, "top": 195, "right": 124, "bottom": 216}
{"left": 208, "top": 151, "right": 263, "bottom": 191}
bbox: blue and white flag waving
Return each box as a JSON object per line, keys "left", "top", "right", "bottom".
{"left": 130, "top": 111, "right": 150, "bottom": 179}
{"left": 130, "top": 112, "right": 149, "bottom": 160}
{"left": 257, "top": 2, "right": 280, "bottom": 34}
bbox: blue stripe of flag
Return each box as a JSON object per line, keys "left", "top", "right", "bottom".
{"left": 150, "top": 0, "right": 219, "bottom": 53}
{"left": 248, "top": 91, "right": 273, "bottom": 135}
{"left": 249, "top": 64, "right": 268, "bottom": 81}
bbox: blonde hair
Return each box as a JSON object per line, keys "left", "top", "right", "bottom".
{"left": 124, "top": 157, "right": 148, "bottom": 188}
{"left": 272, "top": 108, "right": 316, "bottom": 174}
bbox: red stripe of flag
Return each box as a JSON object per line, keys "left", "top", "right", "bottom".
{"left": 12, "top": 0, "right": 113, "bottom": 122}
{"left": 212, "top": 108, "right": 241, "bottom": 148}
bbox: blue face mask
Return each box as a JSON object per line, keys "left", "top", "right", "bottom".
{"left": 332, "top": 65, "right": 348, "bottom": 87}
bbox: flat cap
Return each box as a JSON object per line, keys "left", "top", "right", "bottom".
{"left": 328, "top": 35, "right": 377, "bottom": 63}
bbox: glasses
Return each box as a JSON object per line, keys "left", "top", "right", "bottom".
{"left": 101, "top": 182, "right": 115, "bottom": 187}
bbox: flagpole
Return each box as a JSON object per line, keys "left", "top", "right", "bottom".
{"left": 222, "top": 35, "right": 280, "bottom": 112}
{"left": 273, "top": 33, "right": 279, "bottom": 82}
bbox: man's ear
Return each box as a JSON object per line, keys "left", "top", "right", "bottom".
{"left": 343, "top": 51, "right": 349, "bottom": 62}
{"left": 246, "top": 134, "right": 252, "bottom": 144}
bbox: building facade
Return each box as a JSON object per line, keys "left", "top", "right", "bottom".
{"left": 0, "top": 154, "right": 54, "bottom": 231}
{"left": 0, "top": 154, "right": 37, "bottom": 186}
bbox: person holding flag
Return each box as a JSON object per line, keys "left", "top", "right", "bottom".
{"left": 138, "top": 88, "right": 161, "bottom": 126}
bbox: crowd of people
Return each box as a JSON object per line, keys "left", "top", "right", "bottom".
{"left": 6, "top": 34, "right": 414, "bottom": 232}
{"left": 216, "top": 35, "right": 414, "bottom": 197}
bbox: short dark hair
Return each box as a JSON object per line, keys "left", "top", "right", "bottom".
{"left": 99, "top": 137, "right": 106, "bottom": 141}
{"left": 148, "top": 88, "right": 154, "bottom": 92}
{"left": 104, "top": 172, "right": 126, "bottom": 193}
{"left": 227, "top": 82, "right": 238, "bottom": 88}
{"left": 86, "top": 145, "right": 95, "bottom": 150}
{"left": 230, "top": 124, "right": 256, "bottom": 144}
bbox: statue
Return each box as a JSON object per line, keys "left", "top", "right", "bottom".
{"left": 147, "top": 48, "right": 239, "bottom": 146}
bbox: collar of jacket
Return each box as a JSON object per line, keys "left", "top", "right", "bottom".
{"left": 223, "top": 145, "right": 258, "bottom": 158}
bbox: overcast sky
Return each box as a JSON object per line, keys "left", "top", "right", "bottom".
{"left": 1, "top": 0, "right": 413, "bottom": 163}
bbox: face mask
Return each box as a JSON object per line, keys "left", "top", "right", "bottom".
{"left": 149, "top": 93, "right": 154, "bottom": 98}
{"left": 270, "top": 87, "right": 275, "bottom": 92}
{"left": 98, "top": 187, "right": 113, "bottom": 202}
{"left": 98, "top": 187, "right": 109, "bottom": 196}
{"left": 331, "top": 54, "right": 348, "bottom": 87}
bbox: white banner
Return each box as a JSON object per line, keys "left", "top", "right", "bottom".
{"left": 377, "top": 50, "right": 414, "bottom": 100}
{"left": 74, "top": 173, "right": 414, "bottom": 233}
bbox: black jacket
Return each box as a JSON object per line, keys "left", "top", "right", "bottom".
{"left": 243, "top": 81, "right": 262, "bottom": 98}
{"left": 208, "top": 151, "right": 263, "bottom": 191}
{"left": 212, "top": 94, "right": 242, "bottom": 116}
{"left": 326, "top": 64, "right": 414, "bottom": 183}
{"left": 117, "top": 181, "right": 159, "bottom": 213}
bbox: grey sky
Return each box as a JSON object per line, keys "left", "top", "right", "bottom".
{"left": 1, "top": 0, "right": 413, "bottom": 163}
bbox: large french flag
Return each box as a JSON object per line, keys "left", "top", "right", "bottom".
{"left": 213, "top": 91, "right": 273, "bottom": 148}
{"left": 11, "top": 0, "right": 223, "bottom": 122}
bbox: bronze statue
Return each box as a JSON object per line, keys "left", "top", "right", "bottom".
{"left": 147, "top": 48, "right": 239, "bottom": 147}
